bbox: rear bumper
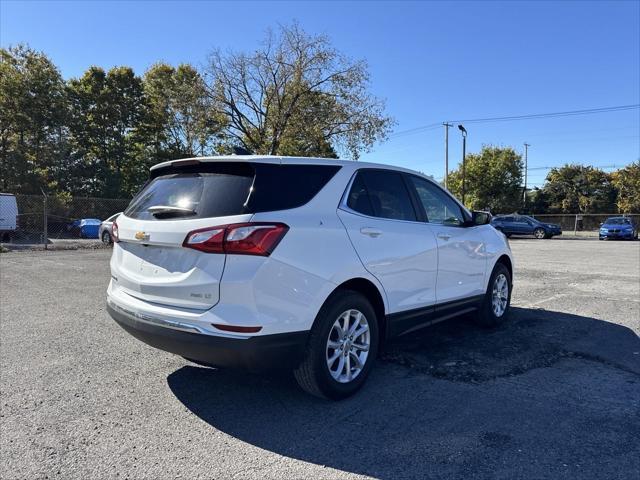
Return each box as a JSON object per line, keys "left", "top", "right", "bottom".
{"left": 107, "top": 302, "right": 308, "bottom": 371}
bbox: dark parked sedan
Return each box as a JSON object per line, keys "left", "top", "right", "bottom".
{"left": 599, "top": 217, "right": 638, "bottom": 240}
{"left": 491, "top": 214, "right": 562, "bottom": 239}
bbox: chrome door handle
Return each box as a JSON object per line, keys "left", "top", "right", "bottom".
{"left": 437, "top": 233, "right": 451, "bottom": 241}
{"left": 360, "top": 227, "right": 383, "bottom": 238}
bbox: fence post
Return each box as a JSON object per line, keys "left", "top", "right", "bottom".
{"left": 42, "top": 193, "right": 48, "bottom": 250}
{"left": 574, "top": 214, "right": 578, "bottom": 236}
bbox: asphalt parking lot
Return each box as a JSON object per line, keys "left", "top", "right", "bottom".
{"left": 1, "top": 239, "right": 639, "bottom": 479}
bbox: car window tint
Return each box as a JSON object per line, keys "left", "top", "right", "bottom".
{"left": 248, "top": 164, "right": 341, "bottom": 212}
{"left": 126, "top": 163, "right": 340, "bottom": 220}
{"left": 348, "top": 170, "right": 417, "bottom": 221}
{"left": 502, "top": 216, "right": 513, "bottom": 222}
{"left": 408, "top": 176, "right": 464, "bottom": 226}
{"left": 346, "top": 173, "right": 374, "bottom": 216}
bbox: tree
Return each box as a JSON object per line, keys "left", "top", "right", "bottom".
{"left": 66, "top": 66, "right": 144, "bottom": 197}
{"left": 204, "top": 22, "right": 392, "bottom": 159}
{"left": 139, "top": 63, "right": 224, "bottom": 158}
{"left": 0, "top": 45, "right": 68, "bottom": 194}
{"left": 611, "top": 161, "right": 640, "bottom": 213}
{"left": 447, "top": 146, "right": 524, "bottom": 212}
{"left": 541, "top": 164, "right": 616, "bottom": 213}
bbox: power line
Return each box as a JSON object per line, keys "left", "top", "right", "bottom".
{"left": 387, "top": 104, "right": 640, "bottom": 139}
{"left": 527, "top": 163, "right": 624, "bottom": 171}
{"left": 451, "top": 104, "right": 639, "bottom": 124}
{"left": 388, "top": 123, "right": 441, "bottom": 139}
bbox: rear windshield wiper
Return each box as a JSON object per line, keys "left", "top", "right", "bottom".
{"left": 147, "top": 205, "right": 196, "bottom": 217}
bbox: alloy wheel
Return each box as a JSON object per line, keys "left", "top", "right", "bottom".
{"left": 492, "top": 273, "right": 509, "bottom": 317}
{"left": 326, "top": 309, "right": 370, "bottom": 383}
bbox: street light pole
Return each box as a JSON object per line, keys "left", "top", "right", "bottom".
{"left": 523, "top": 142, "right": 530, "bottom": 208}
{"left": 458, "top": 124, "right": 467, "bottom": 205}
{"left": 443, "top": 122, "right": 453, "bottom": 189}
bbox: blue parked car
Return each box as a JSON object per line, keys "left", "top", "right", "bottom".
{"left": 68, "top": 218, "right": 102, "bottom": 239}
{"left": 491, "top": 214, "right": 562, "bottom": 239}
{"left": 599, "top": 217, "right": 638, "bottom": 240}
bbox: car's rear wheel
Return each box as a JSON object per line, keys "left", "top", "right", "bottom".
{"left": 533, "top": 228, "right": 546, "bottom": 239}
{"left": 102, "top": 231, "right": 112, "bottom": 244}
{"left": 474, "top": 263, "right": 512, "bottom": 328}
{"left": 294, "top": 290, "right": 379, "bottom": 400}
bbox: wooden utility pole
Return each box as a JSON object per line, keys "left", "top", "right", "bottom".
{"left": 443, "top": 123, "right": 453, "bottom": 189}
{"left": 523, "top": 143, "right": 530, "bottom": 208}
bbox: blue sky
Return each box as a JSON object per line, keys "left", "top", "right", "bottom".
{"left": 2, "top": 0, "right": 639, "bottom": 186}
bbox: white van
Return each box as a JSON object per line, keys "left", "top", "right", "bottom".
{"left": 0, "top": 193, "right": 18, "bottom": 241}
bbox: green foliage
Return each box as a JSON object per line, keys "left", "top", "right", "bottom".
{"left": 2, "top": 40, "right": 636, "bottom": 216}
{"left": 128, "top": 63, "right": 225, "bottom": 193}
{"left": 0, "top": 45, "right": 68, "bottom": 194}
{"left": 2, "top": 30, "right": 393, "bottom": 198}
{"left": 541, "top": 164, "right": 617, "bottom": 213}
{"left": 447, "top": 146, "right": 524, "bottom": 212}
{"left": 66, "top": 66, "right": 145, "bottom": 197}
{"left": 611, "top": 161, "right": 640, "bottom": 213}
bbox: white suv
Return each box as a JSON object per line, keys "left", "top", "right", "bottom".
{"left": 107, "top": 156, "right": 513, "bottom": 399}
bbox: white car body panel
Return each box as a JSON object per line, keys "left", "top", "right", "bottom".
{"left": 107, "top": 155, "right": 513, "bottom": 344}
{"left": 429, "top": 223, "right": 488, "bottom": 303}
{"left": 337, "top": 208, "right": 438, "bottom": 313}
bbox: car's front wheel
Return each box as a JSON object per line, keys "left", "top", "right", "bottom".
{"left": 102, "top": 231, "right": 112, "bottom": 244}
{"left": 474, "top": 263, "right": 512, "bottom": 328}
{"left": 294, "top": 290, "right": 379, "bottom": 400}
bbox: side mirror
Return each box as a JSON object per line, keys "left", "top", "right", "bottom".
{"left": 469, "top": 210, "right": 491, "bottom": 226}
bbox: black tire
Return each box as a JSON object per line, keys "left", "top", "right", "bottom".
{"left": 102, "top": 231, "right": 112, "bottom": 244}
{"left": 533, "top": 228, "right": 546, "bottom": 239}
{"left": 474, "top": 263, "right": 512, "bottom": 328}
{"left": 294, "top": 290, "right": 379, "bottom": 400}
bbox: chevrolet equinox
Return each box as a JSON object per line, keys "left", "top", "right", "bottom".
{"left": 107, "top": 155, "right": 513, "bottom": 399}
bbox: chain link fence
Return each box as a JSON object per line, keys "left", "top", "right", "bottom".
{"left": 532, "top": 213, "right": 640, "bottom": 233}
{"left": 2, "top": 192, "right": 638, "bottom": 248}
{"left": 5, "top": 194, "right": 130, "bottom": 247}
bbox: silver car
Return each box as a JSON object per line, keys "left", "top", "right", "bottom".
{"left": 99, "top": 213, "right": 121, "bottom": 244}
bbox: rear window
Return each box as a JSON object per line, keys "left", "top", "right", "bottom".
{"left": 125, "top": 162, "right": 340, "bottom": 220}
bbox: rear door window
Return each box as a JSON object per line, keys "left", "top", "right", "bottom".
{"left": 347, "top": 170, "right": 417, "bottom": 221}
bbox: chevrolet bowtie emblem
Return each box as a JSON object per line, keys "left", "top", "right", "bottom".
{"left": 135, "top": 231, "right": 150, "bottom": 241}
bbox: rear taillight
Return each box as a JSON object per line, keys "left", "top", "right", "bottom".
{"left": 183, "top": 223, "right": 289, "bottom": 256}
{"left": 112, "top": 221, "right": 120, "bottom": 242}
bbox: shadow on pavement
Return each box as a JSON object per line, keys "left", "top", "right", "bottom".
{"left": 167, "top": 307, "right": 640, "bottom": 479}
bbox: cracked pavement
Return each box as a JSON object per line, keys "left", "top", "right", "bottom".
{"left": 1, "top": 238, "right": 639, "bottom": 479}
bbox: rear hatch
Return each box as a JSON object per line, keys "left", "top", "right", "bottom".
{"left": 112, "top": 162, "right": 255, "bottom": 310}
{"left": 111, "top": 160, "right": 341, "bottom": 310}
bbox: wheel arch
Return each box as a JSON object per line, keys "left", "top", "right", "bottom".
{"left": 325, "top": 277, "right": 388, "bottom": 347}
{"left": 495, "top": 254, "right": 513, "bottom": 279}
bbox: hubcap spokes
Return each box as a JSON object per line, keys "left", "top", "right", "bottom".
{"left": 326, "top": 309, "right": 370, "bottom": 383}
{"left": 492, "top": 273, "right": 509, "bottom": 317}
